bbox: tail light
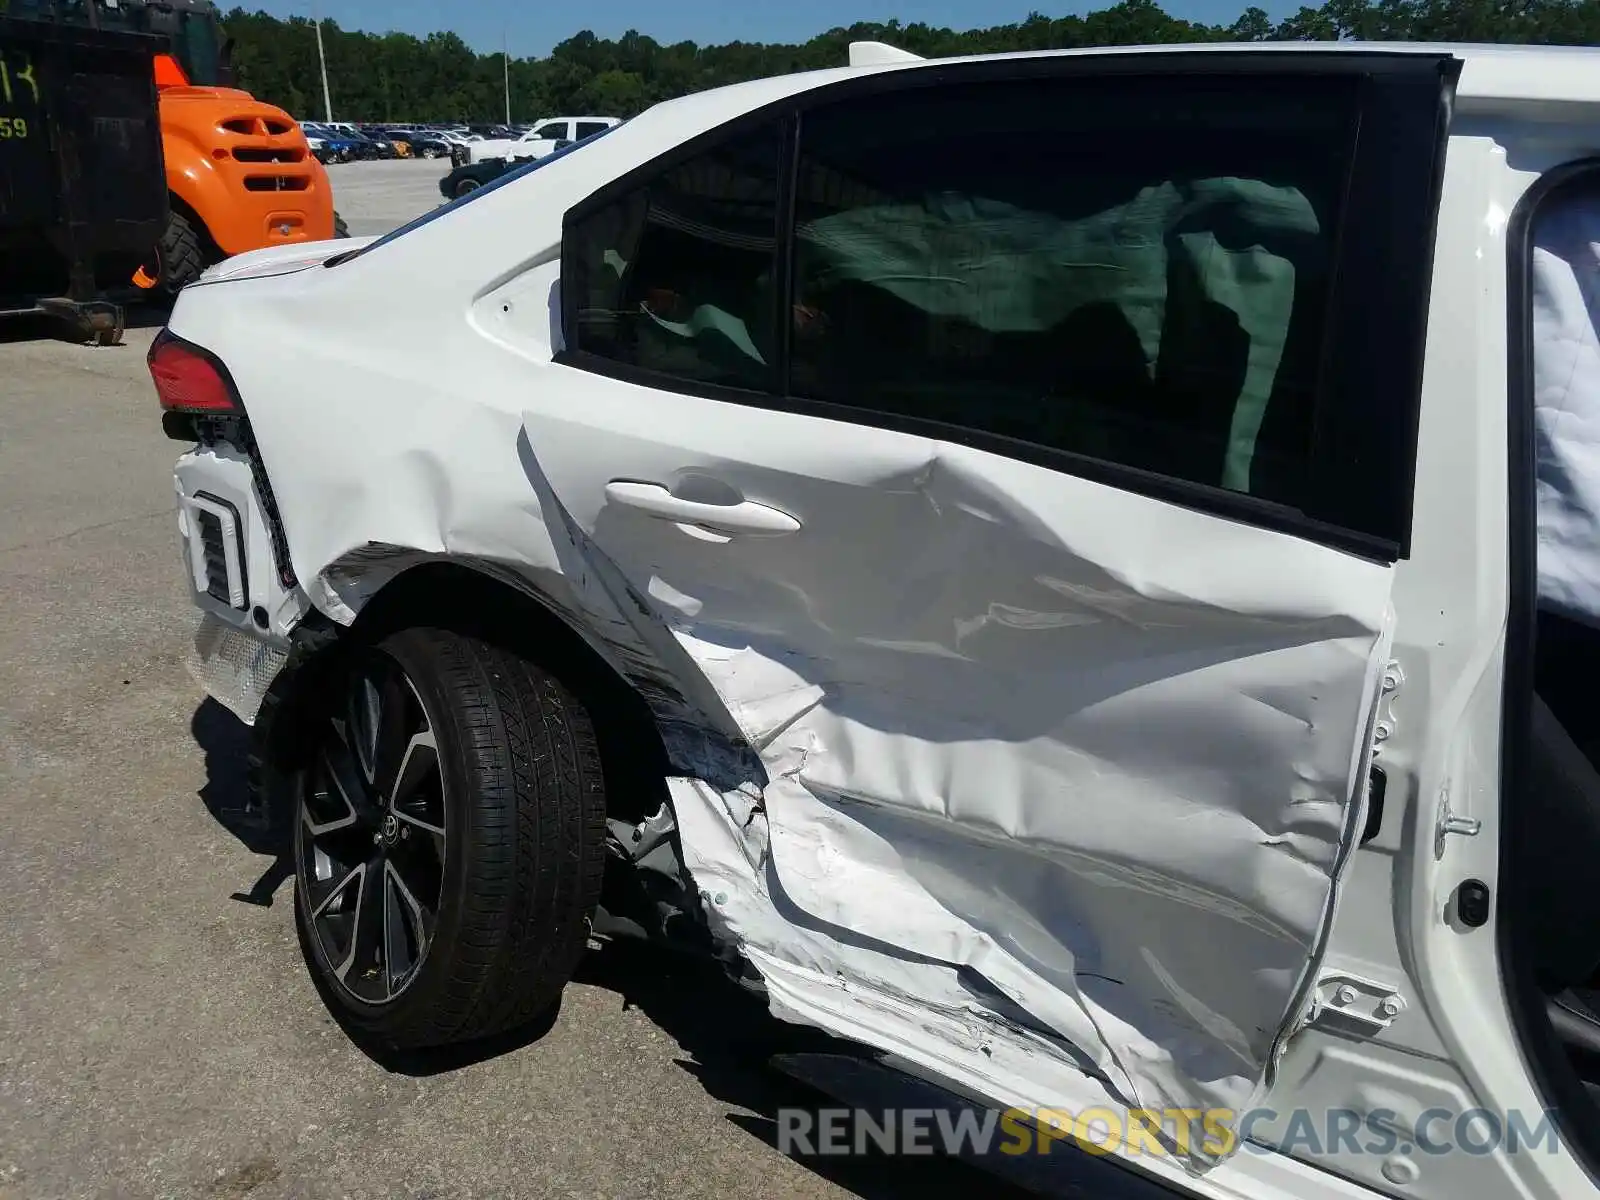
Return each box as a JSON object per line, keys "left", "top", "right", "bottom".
{"left": 148, "top": 334, "right": 240, "bottom": 416}
{"left": 152, "top": 332, "right": 298, "bottom": 590}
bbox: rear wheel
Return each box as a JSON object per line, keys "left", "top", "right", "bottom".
{"left": 333, "top": 211, "right": 351, "bottom": 239}
{"left": 158, "top": 209, "right": 206, "bottom": 293}
{"left": 292, "top": 627, "right": 607, "bottom": 1048}
{"left": 453, "top": 177, "right": 483, "bottom": 199}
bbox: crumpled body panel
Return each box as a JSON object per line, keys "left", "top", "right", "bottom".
{"left": 517, "top": 394, "right": 1395, "bottom": 1173}
{"left": 667, "top": 616, "right": 1385, "bottom": 1159}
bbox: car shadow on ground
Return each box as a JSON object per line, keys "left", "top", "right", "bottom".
{"left": 190, "top": 698, "right": 1041, "bottom": 1199}
{"left": 191, "top": 698, "right": 293, "bottom": 905}
{"left": 571, "top": 940, "right": 1046, "bottom": 1199}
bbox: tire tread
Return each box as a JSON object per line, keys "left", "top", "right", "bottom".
{"left": 159, "top": 209, "right": 205, "bottom": 292}
{"left": 294, "top": 626, "right": 607, "bottom": 1049}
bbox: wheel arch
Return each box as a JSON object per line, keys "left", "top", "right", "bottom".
{"left": 260, "top": 558, "right": 671, "bottom": 829}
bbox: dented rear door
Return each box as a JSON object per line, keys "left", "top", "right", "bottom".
{"left": 523, "top": 51, "right": 1456, "bottom": 1171}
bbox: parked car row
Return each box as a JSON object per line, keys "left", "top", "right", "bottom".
{"left": 295, "top": 117, "right": 621, "bottom": 168}
{"left": 299, "top": 123, "right": 397, "bottom": 163}
{"left": 297, "top": 122, "right": 489, "bottom": 163}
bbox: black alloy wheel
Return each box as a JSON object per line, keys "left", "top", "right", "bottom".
{"left": 284, "top": 623, "right": 609, "bottom": 1049}
{"left": 296, "top": 650, "right": 446, "bottom": 1007}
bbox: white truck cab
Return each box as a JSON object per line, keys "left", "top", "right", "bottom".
{"left": 467, "top": 114, "right": 622, "bottom": 163}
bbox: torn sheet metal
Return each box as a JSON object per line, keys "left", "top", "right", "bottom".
{"left": 188, "top": 612, "right": 288, "bottom": 725}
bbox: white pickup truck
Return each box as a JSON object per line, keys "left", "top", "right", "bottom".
{"left": 465, "top": 115, "right": 621, "bottom": 164}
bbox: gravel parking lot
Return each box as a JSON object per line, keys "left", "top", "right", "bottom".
{"left": 0, "top": 162, "right": 1039, "bottom": 1199}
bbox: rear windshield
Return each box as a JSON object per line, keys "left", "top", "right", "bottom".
{"left": 331, "top": 124, "right": 621, "bottom": 266}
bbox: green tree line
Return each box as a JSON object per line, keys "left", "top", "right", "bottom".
{"left": 222, "top": 0, "right": 1600, "bottom": 123}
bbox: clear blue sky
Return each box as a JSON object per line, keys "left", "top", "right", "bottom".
{"left": 264, "top": 0, "right": 1299, "bottom": 58}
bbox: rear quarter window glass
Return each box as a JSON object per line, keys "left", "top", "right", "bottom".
{"left": 565, "top": 122, "right": 786, "bottom": 392}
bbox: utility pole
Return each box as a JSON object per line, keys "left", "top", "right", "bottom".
{"left": 502, "top": 30, "right": 512, "bottom": 126}
{"left": 313, "top": 0, "right": 333, "bottom": 123}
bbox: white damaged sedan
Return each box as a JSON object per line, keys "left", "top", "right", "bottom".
{"left": 153, "top": 38, "right": 1600, "bottom": 1200}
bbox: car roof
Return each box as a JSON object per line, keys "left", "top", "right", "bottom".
{"left": 343, "top": 40, "right": 1600, "bottom": 288}
{"left": 652, "top": 41, "right": 1600, "bottom": 115}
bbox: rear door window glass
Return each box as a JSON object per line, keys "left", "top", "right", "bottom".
{"left": 788, "top": 74, "right": 1358, "bottom": 506}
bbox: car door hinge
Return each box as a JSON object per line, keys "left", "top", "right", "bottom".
{"left": 1371, "top": 659, "right": 1404, "bottom": 756}
{"left": 1305, "top": 971, "right": 1406, "bottom": 1038}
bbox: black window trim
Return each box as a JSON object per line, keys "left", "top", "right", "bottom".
{"left": 1497, "top": 156, "right": 1600, "bottom": 1191}
{"left": 557, "top": 49, "right": 1461, "bottom": 564}
{"left": 774, "top": 114, "right": 800, "bottom": 399}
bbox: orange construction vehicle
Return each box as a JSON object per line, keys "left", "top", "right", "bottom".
{"left": 9, "top": 0, "right": 344, "bottom": 291}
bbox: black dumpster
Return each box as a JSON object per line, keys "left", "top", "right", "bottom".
{"left": 0, "top": 17, "right": 168, "bottom": 342}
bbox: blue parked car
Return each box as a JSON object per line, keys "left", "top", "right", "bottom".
{"left": 300, "top": 123, "right": 362, "bottom": 164}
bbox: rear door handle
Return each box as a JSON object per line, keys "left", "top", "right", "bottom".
{"left": 603, "top": 480, "right": 801, "bottom": 536}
